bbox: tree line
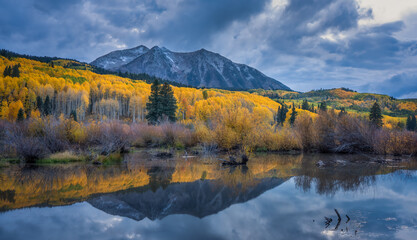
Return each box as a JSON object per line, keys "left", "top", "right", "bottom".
{"left": 3, "top": 64, "right": 20, "bottom": 78}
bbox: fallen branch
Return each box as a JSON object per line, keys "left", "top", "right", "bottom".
{"left": 334, "top": 209, "right": 342, "bottom": 230}
{"left": 324, "top": 217, "right": 333, "bottom": 228}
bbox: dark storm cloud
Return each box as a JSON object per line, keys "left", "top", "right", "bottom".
{"left": 323, "top": 21, "right": 413, "bottom": 69}
{"left": 142, "top": 0, "right": 270, "bottom": 49}
{"left": 0, "top": 0, "right": 270, "bottom": 61}
{"left": 0, "top": 0, "right": 416, "bottom": 97}
{"left": 256, "top": 0, "right": 413, "bottom": 69}
{"left": 268, "top": 0, "right": 361, "bottom": 52}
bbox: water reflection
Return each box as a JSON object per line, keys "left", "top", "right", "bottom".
{"left": 0, "top": 153, "right": 416, "bottom": 239}
{"left": 295, "top": 154, "right": 417, "bottom": 195}
{"left": 0, "top": 153, "right": 303, "bottom": 211}
{"left": 1, "top": 153, "right": 416, "bottom": 212}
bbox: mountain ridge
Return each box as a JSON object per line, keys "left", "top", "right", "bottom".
{"left": 91, "top": 45, "right": 291, "bottom": 91}
{"left": 88, "top": 177, "right": 287, "bottom": 221}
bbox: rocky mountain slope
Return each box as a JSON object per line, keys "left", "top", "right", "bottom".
{"left": 91, "top": 45, "right": 291, "bottom": 90}
{"left": 88, "top": 177, "right": 287, "bottom": 221}
{"left": 91, "top": 45, "right": 149, "bottom": 71}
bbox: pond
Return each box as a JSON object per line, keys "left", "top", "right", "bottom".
{"left": 0, "top": 153, "right": 416, "bottom": 240}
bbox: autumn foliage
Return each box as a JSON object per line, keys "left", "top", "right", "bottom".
{"left": 1, "top": 56, "right": 417, "bottom": 162}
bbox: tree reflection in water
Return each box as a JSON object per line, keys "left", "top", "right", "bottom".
{"left": 0, "top": 152, "right": 415, "bottom": 213}
{"left": 294, "top": 154, "right": 417, "bottom": 195}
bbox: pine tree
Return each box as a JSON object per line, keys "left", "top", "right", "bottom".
{"left": 276, "top": 106, "right": 281, "bottom": 124}
{"left": 289, "top": 104, "right": 297, "bottom": 126}
{"left": 146, "top": 79, "right": 162, "bottom": 125}
{"left": 70, "top": 110, "right": 77, "bottom": 122}
{"left": 319, "top": 101, "right": 327, "bottom": 112}
{"left": 202, "top": 90, "right": 208, "bottom": 100}
{"left": 406, "top": 115, "right": 416, "bottom": 131}
{"left": 301, "top": 100, "right": 309, "bottom": 111}
{"left": 3, "top": 66, "right": 11, "bottom": 77}
{"left": 11, "top": 64, "right": 20, "bottom": 78}
{"left": 160, "top": 83, "right": 177, "bottom": 122}
{"left": 369, "top": 102, "right": 383, "bottom": 128}
{"left": 276, "top": 103, "right": 288, "bottom": 126}
{"left": 36, "top": 96, "right": 43, "bottom": 113}
{"left": 43, "top": 95, "right": 51, "bottom": 116}
{"left": 339, "top": 107, "right": 347, "bottom": 117}
{"left": 17, "top": 108, "right": 24, "bottom": 122}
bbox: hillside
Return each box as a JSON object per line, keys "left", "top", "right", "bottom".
{"left": 1, "top": 54, "right": 417, "bottom": 158}
{"left": 91, "top": 45, "right": 291, "bottom": 91}
{"left": 250, "top": 88, "right": 417, "bottom": 118}
{"left": 0, "top": 55, "right": 283, "bottom": 124}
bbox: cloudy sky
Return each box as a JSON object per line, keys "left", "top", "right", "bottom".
{"left": 1, "top": 0, "right": 417, "bottom": 98}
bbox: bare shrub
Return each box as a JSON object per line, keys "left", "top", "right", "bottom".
{"left": 84, "top": 121, "right": 104, "bottom": 146}
{"left": 334, "top": 115, "right": 373, "bottom": 153}
{"left": 0, "top": 120, "right": 15, "bottom": 158}
{"left": 294, "top": 113, "right": 317, "bottom": 151}
{"left": 314, "top": 111, "right": 337, "bottom": 152}
{"left": 160, "top": 123, "right": 197, "bottom": 148}
{"left": 5, "top": 122, "right": 49, "bottom": 162}
{"left": 372, "top": 129, "right": 417, "bottom": 155}
{"left": 42, "top": 118, "right": 70, "bottom": 153}
{"left": 130, "top": 123, "right": 197, "bottom": 148}
{"left": 97, "top": 121, "right": 131, "bottom": 155}
{"left": 130, "top": 123, "right": 164, "bottom": 147}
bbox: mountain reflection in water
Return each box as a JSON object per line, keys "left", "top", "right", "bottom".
{"left": 0, "top": 153, "right": 416, "bottom": 240}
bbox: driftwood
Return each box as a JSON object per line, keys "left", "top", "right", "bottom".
{"left": 324, "top": 209, "right": 351, "bottom": 230}
{"left": 221, "top": 155, "right": 249, "bottom": 166}
{"left": 324, "top": 217, "right": 333, "bottom": 228}
{"left": 156, "top": 152, "right": 173, "bottom": 158}
{"left": 334, "top": 209, "right": 342, "bottom": 230}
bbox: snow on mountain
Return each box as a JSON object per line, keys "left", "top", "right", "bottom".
{"left": 88, "top": 177, "right": 286, "bottom": 221}
{"left": 90, "top": 45, "right": 149, "bottom": 71}
{"left": 91, "top": 45, "right": 291, "bottom": 90}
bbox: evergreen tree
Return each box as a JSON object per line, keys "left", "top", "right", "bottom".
{"left": 146, "top": 79, "right": 162, "bottom": 125}
{"left": 70, "top": 110, "right": 77, "bottom": 122}
{"left": 276, "top": 103, "right": 288, "bottom": 126}
{"left": 3, "top": 66, "right": 11, "bottom": 77}
{"left": 36, "top": 96, "right": 43, "bottom": 113}
{"left": 289, "top": 104, "right": 297, "bottom": 126}
{"left": 17, "top": 108, "right": 25, "bottom": 122}
{"left": 319, "top": 101, "right": 327, "bottom": 112}
{"left": 202, "top": 90, "right": 208, "bottom": 100}
{"left": 339, "top": 107, "right": 347, "bottom": 117}
{"left": 43, "top": 95, "right": 51, "bottom": 116}
{"left": 11, "top": 64, "right": 20, "bottom": 78}
{"left": 369, "top": 102, "right": 383, "bottom": 128}
{"left": 160, "top": 83, "right": 178, "bottom": 122}
{"left": 406, "top": 115, "right": 416, "bottom": 131}
{"left": 301, "top": 100, "right": 309, "bottom": 111}
{"left": 276, "top": 106, "right": 281, "bottom": 125}
{"left": 23, "top": 94, "right": 31, "bottom": 117}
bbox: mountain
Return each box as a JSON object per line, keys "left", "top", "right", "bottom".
{"left": 91, "top": 45, "right": 149, "bottom": 71}
{"left": 90, "top": 45, "right": 291, "bottom": 90}
{"left": 88, "top": 177, "right": 286, "bottom": 221}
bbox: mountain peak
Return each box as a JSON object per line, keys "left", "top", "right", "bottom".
{"left": 133, "top": 45, "right": 148, "bottom": 49}
{"left": 91, "top": 46, "right": 291, "bottom": 91}
{"left": 91, "top": 45, "right": 149, "bottom": 70}
{"left": 150, "top": 46, "right": 171, "bottom": 52}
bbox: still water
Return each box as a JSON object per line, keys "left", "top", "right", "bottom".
{"left": 0, "top": 153, "right": 416, "bottom": 240}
